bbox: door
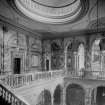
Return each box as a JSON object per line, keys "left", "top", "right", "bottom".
{"left": 46, "top": 59, "right": 49, "bottom": 71}
{"left": 96, "top": 87, "right": 105, "bottom": 105}
{"left": 13, "top": 58, "right": 21, "bottom": 74}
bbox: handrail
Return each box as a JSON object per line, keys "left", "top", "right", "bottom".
{"left": 0, "top": 81, "right": 29, "bottom": 105}
{"left": 0, "top": 70, "right": 65, "bottom": 88}
{"left": 66, "top": 70, "right": 105, "bottom": 80}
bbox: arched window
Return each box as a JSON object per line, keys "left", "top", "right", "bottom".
{"left": 53, "top": 85, "right": 62, "bottom": 105}
{"left": 66, "top": 84, "right": 85, "bottom": 105}
{"left": 78, "top": 44, "right": 85, "bottom": 71}
{"left": 51, "top": 42, "right": 64, "bottom": 70}
{"left": 91, "top": 39, "right": 101, "bottom": 72}
{"left": 66, "top": 42, "right": 73, "bottom": 71}
{"left": 37, "top": 90, "right": 51, "bottom": 105}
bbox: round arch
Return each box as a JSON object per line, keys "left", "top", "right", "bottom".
{"left": 51, "top": 40, "right": 64, "bottom": 70}
{"left": 66, "top": 84, "right": 85, "bottom": 105}
{"left": 65, "top": 41, "right": 73, "bottom": 52}
{"left": 77, "top": 43, "right": 85, "bottom": 71}
{"left": 91, "top": 38, "right": 101, "bottom": 74}
{"left": 91, "top": 86, "right": 105, "bottom": 105}
{"left": 53, "top": 85, "right": 62, "bottom": 105}
{"left": 36, "top": 89, "right": 51, "bottom": 105}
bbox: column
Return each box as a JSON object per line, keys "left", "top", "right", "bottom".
{"left": 64, "top": 50, "right": 67, "bottom": 71}
{"left": 85, "top": 88, "right": 93, "bottom": 105}
{"left": 62, "top": 86, "right": 66, "bottom": 105}
{"left": 51, "top": 94, "right": 53, "bottom": 105}
{"left": 85, "top": 37, "right": 92, "bottom": 78}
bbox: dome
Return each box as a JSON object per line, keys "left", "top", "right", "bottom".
{"left": 33, "top": 0, "right": 76, "bottom": 7}
{"left": 14, "top": 0, "right": 88, "bottom": 24}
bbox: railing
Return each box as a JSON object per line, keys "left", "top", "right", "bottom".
{"left": 0, "top": 81, "right": 28, "bottom": 105}
{"left": 0, "top": 70, "right": 65, "bottom": 88}
{"left": 2, "top": 69, "right": 105, "bottom": 89}
{"left": 66, "top": 70, "right": 105, "bottom": 80}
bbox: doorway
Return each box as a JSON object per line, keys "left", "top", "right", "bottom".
{"left": 66, "top": 84, "right": 85, "bottom": 105}
{"left": 46, "top": 59, "right": 49, "bottom": 71}
{"left": 13, "top": 58, "right": 21, "bottom": 74}
{"left": 96, "top": 86, "right": 105, "bottom": 105}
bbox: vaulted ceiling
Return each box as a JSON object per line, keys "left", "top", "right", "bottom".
{"left": 0, "top": 0, "right": 105, "bottom": 39}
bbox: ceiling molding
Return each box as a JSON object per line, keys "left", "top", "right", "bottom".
{"left": 0, "top": 14, "right": 42, "bottom": 39}
{"left": 8, "top": 0, "right": 89, "bottom": 24}
{"left": 42, "top": 28, "right": 105, "bottom": 40}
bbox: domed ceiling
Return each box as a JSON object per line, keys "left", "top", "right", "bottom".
{"left": 14, "top": 0, "right": 87, "bottom": 24}
{"left": 33, "top": 0, "right": 75, "bottom": 7}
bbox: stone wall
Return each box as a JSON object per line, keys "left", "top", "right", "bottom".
{"left": 0, "top": 26, "right": 42, "bottom": 74}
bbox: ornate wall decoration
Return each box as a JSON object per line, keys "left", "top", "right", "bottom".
{"left": 43, "top": 40, "right": 51, "bottom": 53}
{"left": 64, "top": 38, "right": 73, "bottom": 51}
{"left": 51, "top": 54, "right": 64, "bottom": 70}
{"left": 29, "top": 37, "right": 42, "bottom": 51}
{"left": 5, "top": 31, "right": 17, "bottom": 47}
{"left": 51, "top": 39, "right": 64, "bottom": 70}
{"left": 18, "top": 33, "right": 27, "bottom": 49}
{"left": 31, "top": 54, "right": 40, "bottom": 67}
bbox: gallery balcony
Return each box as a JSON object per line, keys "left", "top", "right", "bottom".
{"left": 0, "top": 70, "right": 65, "bottom": 88}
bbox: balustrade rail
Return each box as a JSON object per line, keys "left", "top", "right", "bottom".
{"left": 66, "top": 70, "right": 105, "bottom": 80}
{"left": 0, "top": 81, "right": 28, "bottom": 105}
{"left": 0, "top": 70, "right": 65, "bottom": 88}
{"left": 1, "top": 69, "right": 105, "bottom": 89}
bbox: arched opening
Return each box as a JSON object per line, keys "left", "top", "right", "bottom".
{"left": 66, "top": 84, "right": 85, "bottom": 105}
{"left": 91, "top": 38, "right": 105, "bottom": 76}
{"left": 66, "top": 42, "right": 74, "bottom": 71}
{"left": 78, "top": 44, "right": 85, "bottom": 70}
{"left": 37, "top": 90, "right": 51, "bottom": 105}
{"left": 91, "top": 39, "right": 101, "bottom": 74}
{"left": 96, "top": 86, "right": 105, "bottom": 105}
{"left": 77, "top": 43, "right": 85, "bottom": 75}
{"left": 51, "top": 42, "right": 63, "bottom": 70}
{"left": 53, "top": 85, "right": 62, "bottom": 105}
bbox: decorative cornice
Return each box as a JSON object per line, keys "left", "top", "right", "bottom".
{"left": 42, "top": 28, "right": 105, "bottom": 40}
{"left": 0, "top": 15, "right": 42, "bottom": 39}
{"left": 31, "top": 0, "right": 78, "bottom": 8}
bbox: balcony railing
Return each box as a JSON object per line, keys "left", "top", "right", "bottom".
{"left": 0, "top": 70, "right": 65, "bottom": 88}
{"left": 66, "top": 70, "right": 105, "bottom": 80}
{"left": 0, "top": 81, "right": 28, "bottom": 105}
{"left": 1, "top": 69, "right": 105, "bottom": 89}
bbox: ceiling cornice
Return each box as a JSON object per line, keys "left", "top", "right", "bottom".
{"left": 0, "top": 14, "right": 42, "bottom": 39}
{"left": 42, "top": 28, "right": 105, "bottom": 40}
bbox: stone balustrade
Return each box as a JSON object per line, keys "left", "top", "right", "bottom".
{"left": 0, "top": 70, "right": 65, "bottom": 88}
{"left": 66, "top": 70, "right": 105, "bottom": 80}
{"left": 0, "top": 82, "right": 28, "bottom": 105}
{"left": 1, "top": 69, "right": 105, "bottom": 88}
